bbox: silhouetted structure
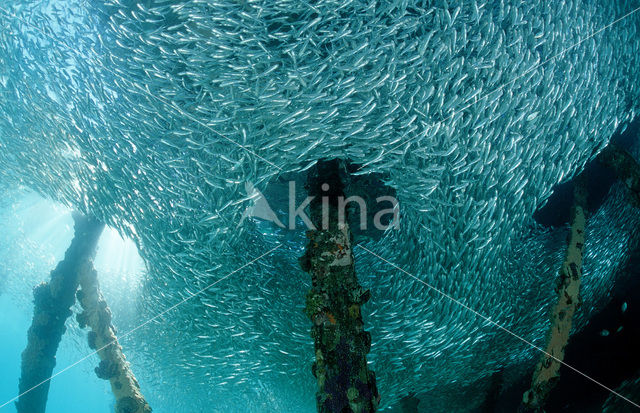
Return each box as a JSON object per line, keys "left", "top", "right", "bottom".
{"left": 17, "top": 214, "right": 104, "bottom": 413}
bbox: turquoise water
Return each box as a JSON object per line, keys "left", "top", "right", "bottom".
{"left": 0, "top": 193, "right": 157, "bottom": 412}
{"left": 2, "top": 0, "right": 640, "bottom": 411}
{"left": 0, "top": 296, "right": 114, "bottom": 413}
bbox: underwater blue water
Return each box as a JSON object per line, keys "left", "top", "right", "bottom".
{"left": 1, "top": 0, "right": 640, "bottom": 411}
{"left": 0, "top": 193, "right": 165, "bottom": 412}
{"left": 0, "top": 295, "right": 113, "bottom": 413}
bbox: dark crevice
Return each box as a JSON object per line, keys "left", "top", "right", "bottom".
{"left": 534, "top": 117, "right": 640, "bottom": 228}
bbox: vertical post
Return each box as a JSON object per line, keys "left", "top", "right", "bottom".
{"left": 17, "top": 213, "right": 104, "bottom": 413}
{"left": 521, "top": 176, "right": 588, "bottom": 411}
{"left": 76, "top": 265, "right": 151, "bottom": 413}
{"left": 299, "top": 159, "right": 379, "bottom": 413}
{"left": 479, "top": 370, "right": 503, "bottom": 413}
{"left": 599, "top": 143, "right": 640, "bottom": 203}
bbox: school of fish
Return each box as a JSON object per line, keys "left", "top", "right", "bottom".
{"left": 1, "top": 0, "right": 640, "bottom": 410}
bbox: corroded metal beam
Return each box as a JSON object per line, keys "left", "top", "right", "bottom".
{"left": 300, "top": 159, "right": 379, "bottom": 413}
{"left": 521, "top": 176, "right": 587, "bottom": 411}
{"left": 76, "top": 265, "right": 151, "bottom": 413}
{"left": 17, "top": 213, "right": 104, "bottom": 413}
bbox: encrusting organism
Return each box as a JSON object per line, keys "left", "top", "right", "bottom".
{"left": 300, "top": 159, "right": 379, "bottom": 413}
{"left": 17, "top": 213, "right": 104, "bottom": 413}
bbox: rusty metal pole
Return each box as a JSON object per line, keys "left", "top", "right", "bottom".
{"left": 17, "top": 213, "right": 104, "bottom": 413}
{"left": 521, "top": 176, "right": 588, "bottom": 411}
{"left": 299, "top": 159, "right": 379, "bottom": 413}
{"left": 76, "top": 264, "right": 151, "bottom": 413}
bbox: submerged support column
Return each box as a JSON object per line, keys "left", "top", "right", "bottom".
{"left": 76, "top": 265, "right": 151, "bottom": 413}
{"left": 480, "top": 370, "right": 503, "bottom": 413}
{"left": 299, "top": 160, "right": 379, "bottom": 413}
{"left": 17, "top": 213, "right": 104, "bottom": 413}
{"left": 521, "top": 176, "right": 588, "bottom": 412}
{"left": 599, "top": 143, "right": 640, "bottom": 203}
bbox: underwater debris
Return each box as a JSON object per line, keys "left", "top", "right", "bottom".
{"left": 76, "top": 262, "right": 151, "bottom": 413}
{"left": 301, "top": 160, "right": 379, "bottom": 412}
{"left": 17, "top": 213, "right": 104, "bottom": 413}
{"left": 521, "top": 175, "right": 588, "bottom": 412}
